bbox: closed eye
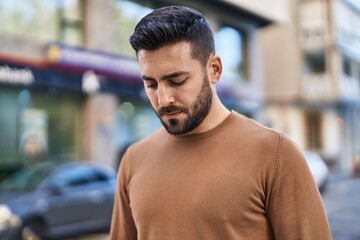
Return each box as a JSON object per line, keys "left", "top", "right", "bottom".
{"left": 145, "top": 81, "right": 158, "bottom": 89}
{"left": 170, "top": 80, "right": 186, "bottom": 87}
{"left": 170, "top": 77, "right": 188, "bottom": 87}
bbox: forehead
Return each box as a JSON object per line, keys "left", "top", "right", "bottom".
{"left": 137, "top": 41, "right": 201, "bottom": 76}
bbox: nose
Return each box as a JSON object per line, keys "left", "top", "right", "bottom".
{"left": 157, "top": 86, "right": 175, "bottom": 106}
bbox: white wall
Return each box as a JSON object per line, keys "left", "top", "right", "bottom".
{"left": 223, "top": 0, "right": 289, "bottom": 22}
{"left": 322, "top": 110, "right": 342, "bottom": 159}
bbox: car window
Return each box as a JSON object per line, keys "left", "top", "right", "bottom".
{"left": 49, "top": 164, "right": 112, "bottom": 188}
{"left": 93, "top": 167, "right": 115, "bottom": 182}
{"left": 0, "top": 163, "right": 57, "bottom": 192}
{"left": 50, "top": 165, "right": 95, "bottom": 187}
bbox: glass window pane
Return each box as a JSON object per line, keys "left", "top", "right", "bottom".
{"left": 113, "top": 0, "right": 153, "bottom": 57}
{"left": 59, "top": 0, "right": 84, "bottom": 46}
{"left": 305, "top": 52, "right": 326, "bottom": 74}
{"left": 215, "top": 26, "right": 247, "bottom": 82}
{"left": 63, "top": 0, "right": 82, "bottom": 21}
{"left": 0, "top": 0, "right": 84, "bottom": 45}
{"left": 62, "top": 26, "right": 83, "bottom": 46}
{"left": 0, "top": 88, "right": 21, "bottom": 164}
{"left": 52, "top": 165, "right": 93, "bottom": 187}
{"left": 343, "top": 56, "right": 351, "bottom": 76}
{"left": 0, "top": 0, "right": 58, "bottom": 42}
{"left": 0, "top": 87, "right": 82, "bottom": 169}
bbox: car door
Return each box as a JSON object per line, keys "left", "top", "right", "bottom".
{"left": 85, "top": 167, "right": 116, "bottom": 227}
{"left": 44, "top": 164, "right": 109, "bottom": 233}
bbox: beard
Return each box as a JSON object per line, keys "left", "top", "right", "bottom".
{"left": 155, "top": 75, "right": 213, "bottom": 136}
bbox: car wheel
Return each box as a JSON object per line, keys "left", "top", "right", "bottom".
{"left": 21, "top": 221, "right": 45, "bottom": 240}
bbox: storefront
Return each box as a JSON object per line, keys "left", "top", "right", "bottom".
{"left": 0, "top": 61, "right": 82, "bottom": 178}
{"left": 0, "top": 43, "right": 146, "bottom": 178}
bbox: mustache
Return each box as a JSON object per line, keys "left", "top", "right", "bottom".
{"left": 158, "top": 105, "right": 188, "bottom": 116}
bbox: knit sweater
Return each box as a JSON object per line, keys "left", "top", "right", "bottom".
{"left": 110, "top": 111, "right": 332, "bottom": 240}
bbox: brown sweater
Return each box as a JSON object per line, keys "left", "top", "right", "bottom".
{"left": 110, "top": 111, "right": 332, "bottom": 239}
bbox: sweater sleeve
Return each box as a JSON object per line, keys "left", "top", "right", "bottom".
{"left": 109, "top": 148, "right": 137, "bottom": 240}
{"left": 266, "top": 134, "right": 332, "bottom": 239}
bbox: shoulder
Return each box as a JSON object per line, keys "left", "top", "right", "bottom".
{"left": 228, "top": 111, "right": 282, "bottom": 147}
{"left": 232, "top": 113, "right": 302, "bottom": 155}
{"left": 229, "top": 111, "right": 305, "bottom": 172}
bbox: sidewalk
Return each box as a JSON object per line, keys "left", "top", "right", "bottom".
{"left": 66, "top": 234, "right": 108, "bottom": 240}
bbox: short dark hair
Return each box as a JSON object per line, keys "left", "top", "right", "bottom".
{"left": 129, "top": 5, "right": 215, "bottom": 67}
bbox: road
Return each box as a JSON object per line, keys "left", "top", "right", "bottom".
{"left": 70, "top": 172, "right": 360, "bottom": 240}
{"left": 321, "top": 172, "right": 360, "bottom": 240}
{"left": 65, "top": 234, "right": 108, "bottom": 240}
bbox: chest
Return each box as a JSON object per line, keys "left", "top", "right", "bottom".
{"left": 128, "top": 153, "right": 267, "bottom": 228}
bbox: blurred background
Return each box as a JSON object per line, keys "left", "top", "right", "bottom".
{"left": 0, "top": 0, "right": 359, "bottom": 239}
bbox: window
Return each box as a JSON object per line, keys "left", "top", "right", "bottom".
{"left": 306, "top": 111, "right": 322, "bottom": 149}
{"left": 52, "top": 165, "right": 94, "bottom": 187}
{"left": 58, "top": 0, "right": 84, "bottom": 46}
{"left": 343, "top": 56, "right": 351, "bottom": 77}
{"left": 215, "top": 26, "right": 248, "bottom": 82}
{"left": 0, "top": 88, "right": 19, "bottom": 165}
{"left": 304, "top": 51, "right": 326, "bottom": 74}
{"left": 113, "top": 0, "right": 153, "bottom": 57}
{"left": 0, "top": 87, "right": 83, "bottom": 170}
{"left": 0, "top": 0, "right": 58, "bottom": 42}
{"left": 344, "top": 0, "right": 360, "bottom": 15}
{"left": 0, "top": 0, "right": 84, "bottom": 46}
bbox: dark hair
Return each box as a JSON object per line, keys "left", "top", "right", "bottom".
{"left": 129, "top": 5, "right": 215, "bottom": 67}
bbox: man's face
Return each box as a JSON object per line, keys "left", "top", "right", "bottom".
{"left": 138, "top": 41, "right": 213, "bottom": 135}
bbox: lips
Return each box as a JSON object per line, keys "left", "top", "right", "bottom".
{"left": 161, "top": 111, "right": 181, "bottom": 118}
{"left": 158, "top": 105, "right": 187, "bottom": 117}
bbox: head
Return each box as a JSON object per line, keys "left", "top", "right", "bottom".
{"left": 130, "top": 6, "right": 222, "bottom": 136}
{"left": 130, "top": 5, "right": 215, "bottom": 68}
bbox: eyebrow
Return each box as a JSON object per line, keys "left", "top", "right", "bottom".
{"left": 141, "top": 71, "right": 189, "bottom": 81}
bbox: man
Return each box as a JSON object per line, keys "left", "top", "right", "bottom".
{"left": 110, "top": 5, "right": 332, "bottom": 240}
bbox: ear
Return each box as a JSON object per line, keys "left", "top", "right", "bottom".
{"left": 209, "top": 55, "right": 222, "bottom": 84}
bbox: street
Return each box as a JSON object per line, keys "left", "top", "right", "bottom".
{"left": 70, "top": 172, "right": 360, "bottom": 240}
{"left": 66, "top": 234, "right": 108, "bottom": 240}
{"left": 322, "top": 172, "right": 360, "bottom": 240}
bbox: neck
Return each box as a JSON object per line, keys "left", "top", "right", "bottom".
{"left": 185, "top": 98, "right": 230, "bottom": 135}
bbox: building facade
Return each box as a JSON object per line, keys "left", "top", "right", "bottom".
{"left": 261, "top": 0, "right": 360, "bottom": 172}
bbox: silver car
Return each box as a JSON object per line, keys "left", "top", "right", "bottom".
{"left": 0, "top": 161, "right": 116, "bottom": 240}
